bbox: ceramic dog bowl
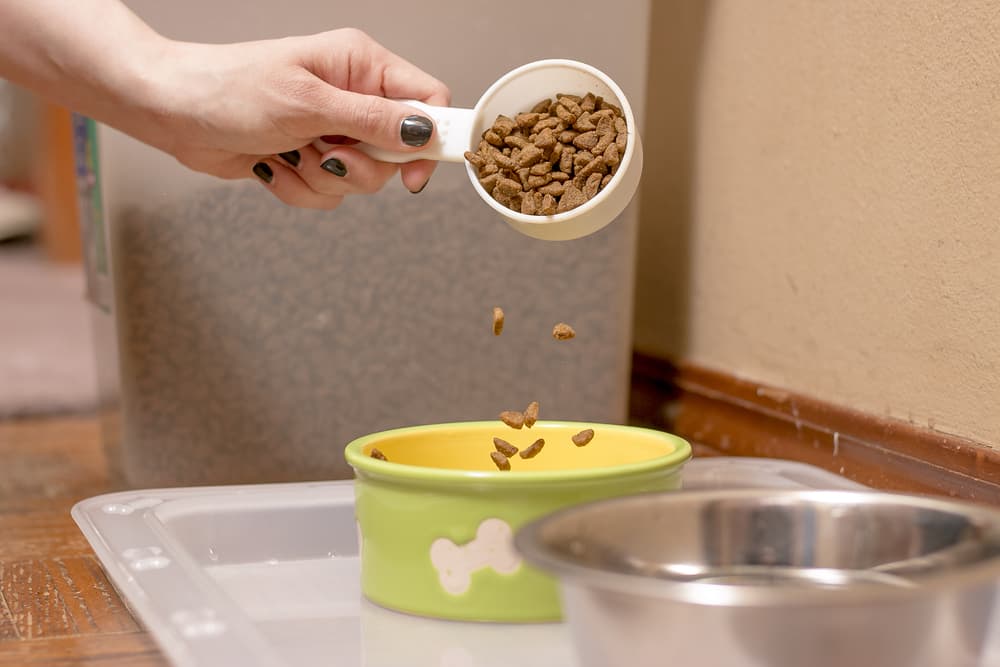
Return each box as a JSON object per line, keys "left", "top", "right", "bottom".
{"left": 515, "top": 488, "right": 1000, "bottom": 667}
{"left": 344, "top": 421, "right": 691, "bottom": 622}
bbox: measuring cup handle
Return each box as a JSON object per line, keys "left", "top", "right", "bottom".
{"left": 311, "top": 100, "right": 475, "bottom": 164}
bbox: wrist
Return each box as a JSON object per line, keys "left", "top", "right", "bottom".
{"left": 92, "top": 31, "right": 182, "bottom": 152}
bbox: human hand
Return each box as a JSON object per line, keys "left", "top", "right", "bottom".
{"left": 142, "top": 28, "right": 451, "bottom": 208}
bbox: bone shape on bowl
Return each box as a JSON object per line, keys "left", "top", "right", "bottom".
{"left": 430, "top": 518, "right": 522, "bottom": 595}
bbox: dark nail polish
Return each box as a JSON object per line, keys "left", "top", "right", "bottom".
{"left": 400, "top": 115, "right": 433, "bottom": 147}
{"left": 278, "top": 150, "right": 301, "bottom": 167}
{"left": 320, "top": 135, "right": 360, "bottom": 145}
{"left": 410, "top": 179, "right": 429, "bottom": 194}
{"left": 321, "top": 157, "right": 348, "bottom": 177}
{"left": 252, "top": 162, "right": 273, "bottom": 184}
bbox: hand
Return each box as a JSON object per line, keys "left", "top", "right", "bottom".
{"left": 144, "top": 29, "right": 450, "bottom": 208}
{"left": 0, "top": 0, "right": 450, "bottom": 210}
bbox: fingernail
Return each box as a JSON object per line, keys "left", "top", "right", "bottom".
{"left": 400, "top": 115, "right": 433, "bottom": 147}
{"left": 278, "top": 150, "right": 301, "bottom": 168}
{"left": 321, "top": 157, "right": 348, "bottom": 177}
{"left": 410, "top": 179, "right": 429, "bottom": 194}
{"left": 252, "top": 162, "right": 273, "bottom": 184}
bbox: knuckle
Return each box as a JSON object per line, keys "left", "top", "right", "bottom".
{"left": 351, "top": 181, "right": 382, "bottom": 196}
{"left": 352, "top": 98, "right": 393, "bottom": 136}
{"left": 318, "top": 195, "right": 345, "bottom": 210}
{"left": 273, "top": 74, "right": 325, "bottom": 115}
{"left": 173, "top": 151, "right": 231, "bottom": 180}
{"left": 269, "top": 187, "right": 298, "bottom": 207}
{"left": 335, "top": 158, "right": 393, "bottom": 195}
{"left": 268, "top": 74, "right": 329, "bottom": 136}
{"left": 302, "top": 193, "right": 345, "bottom": 210}
{"left": 275, "top": 72, "right": 321, "bottom": 102}
{"left": 358, "top": 168, "right": 396, "bottom": 194}
{"left": 431, "top": 80, "right": 452, "bottom": 106}
{"left": 338, "top": 27, "right": 371, "bottom": 45}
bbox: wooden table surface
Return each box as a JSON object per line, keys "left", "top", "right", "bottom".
{"left": 0, "top": 416, "right": 168, "bottom": 666}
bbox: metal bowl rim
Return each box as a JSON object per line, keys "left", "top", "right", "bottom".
{"left": 514, "top": 488, "right": 1000, "bottom": 607}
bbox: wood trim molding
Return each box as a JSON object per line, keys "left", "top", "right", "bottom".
{"left": 629, "top": 352, "right": 1000, "bottom": 505}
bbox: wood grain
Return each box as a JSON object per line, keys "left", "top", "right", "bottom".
{"left": 0, "top": 416, "right": 157, "bottom": 665}
{"left": 0, "top": 556, "right": 139, "bottom": 640}
{"left": 0, "top": 510, "right": 97, "bottom": 562}
{"left": 0, "top": 633, "right": 166, "bottom": 666}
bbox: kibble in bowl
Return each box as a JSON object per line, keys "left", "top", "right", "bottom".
{"left": 344, "top": 421, "right": 690, "bottom": 622}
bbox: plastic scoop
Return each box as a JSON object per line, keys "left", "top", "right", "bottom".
{"left": 314, "top": 59, "right": 643, "bottom": 241}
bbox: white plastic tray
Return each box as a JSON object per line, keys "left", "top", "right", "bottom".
{"left": 72, "top": 458, "right": 866, "bottom": 667}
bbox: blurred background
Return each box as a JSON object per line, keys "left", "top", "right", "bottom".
{"left": 0, "top": 81, "right": 97, "bottom": 419}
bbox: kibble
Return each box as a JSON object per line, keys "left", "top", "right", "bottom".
{"left": 370, "top": 448, "right": 388, "bottom": 461}
{"left": 493, "top": 437, "right": 519, "bottom": 458}
{"left": 464, "top": 92, "right": 628, "bottom": 215}
{"left": 491, "top": 451, "right": 511, "bottom": 471}
{"left": 552, "top": 323, "right": 576, "bottom": 340}
{"left": 523, "top": 401, "right": 539, "bottom": 428}
{"left": 484, "top": 310, "right": 595, "bottom": 464}
{"left": 572, "top": 429, "right": 595, "bottom": 447}
{"left": 493, "top": 306, "right": 504, "bottom": 335}
{"left": 519, "top": 438, "right": 545, "bottom": 459}
{"left": 500, "top": 410, "right": 525, "bottom": 429}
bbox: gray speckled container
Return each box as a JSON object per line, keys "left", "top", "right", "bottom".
{"left": 103, "top": 171, "right": 636, "bottom": 486}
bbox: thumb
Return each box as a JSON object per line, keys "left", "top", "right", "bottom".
{"left": 313, "top": 86, "right": 435, "bottom": 152}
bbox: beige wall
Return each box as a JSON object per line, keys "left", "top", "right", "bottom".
{"left": 635, "top": 1, "right": 1000, "bottom": 446}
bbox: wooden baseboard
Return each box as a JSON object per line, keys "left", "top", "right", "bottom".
{"left": 629, "top": 353, "right": 1000, "bottom": 505}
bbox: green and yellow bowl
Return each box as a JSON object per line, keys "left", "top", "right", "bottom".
{"left": 344, "top": 420, "right": 691, "bottom": 622}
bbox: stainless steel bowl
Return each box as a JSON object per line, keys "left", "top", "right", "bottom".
{"left": 515, "top": 489, "right": 1000, "bottom": 667}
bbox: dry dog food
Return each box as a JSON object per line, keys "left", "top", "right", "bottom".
{"left": 523, "top": 401, "right": 539, "bottom": 428}
{"left": 552, "top": 323, "right": 576, "bottom": 340}
{"left": 493, "top": 437, "right": 519, "bottom": 458}
{"left": 464, "top": 92, "right": 628, "bottom": 215}
{"left": 519, "top": 438, "right": 545, "bottom": 459}
{"left": 485, "top": 312, "right": 596, "bottom": 466}
{"left": 491, "top": 450, "right": 511, "bottom": 471}
{"left": 370, "top": 448, "right": 388, "bottom": 461}
{"left": 500, "top": 410, "right": 525, "bottom": 429}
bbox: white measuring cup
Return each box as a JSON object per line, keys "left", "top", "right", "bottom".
{"left": 314, "top": 59, "right": 643, "bottom": 241}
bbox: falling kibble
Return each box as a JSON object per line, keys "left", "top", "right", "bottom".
{"left": 552, "top": 323, "right": 576, "bottom": 340}
{"left": 491, "top": 451, "right": 511, "bottom": 471}
{"left": 500, "top": 410, "right": 525, "bottom": 429}
{"left": 493, "top": 437, "right": 519, "bottom": 458}
{"left": 519, "top": 438, "right": 545, "bottom": 459}
{"left": 370, "top": 448, "right": 388, "bottom": 461}
{"left": 523, "top": 401, "right": 539, "bottom": 428}
{"left": 572, "top": 429, "right": 595, "bottom": 447}
{"left": 493, "top": 307, "right": 505, "bottom": 336}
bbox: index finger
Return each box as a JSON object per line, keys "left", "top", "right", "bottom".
{"left": 378, "top": 52, "right": 451, "bottom": 107}
{"left": 309, "top": 30, "right": 451, "bottom": 107}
